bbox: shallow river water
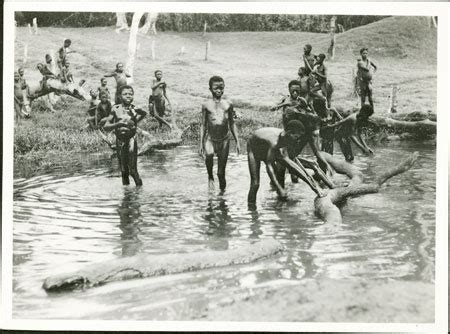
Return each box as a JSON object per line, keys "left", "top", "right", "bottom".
{"left": 12, "top": 142, "right": 435, "bottom": 320}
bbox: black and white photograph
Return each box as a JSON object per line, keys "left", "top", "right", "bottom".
{"left": 1, "top": 1, "right": 448, "bottom": 332}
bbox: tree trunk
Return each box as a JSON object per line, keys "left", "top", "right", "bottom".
{"left": 314, "top": 152, "right": 418, "bottom": 224}
{"left": 42, "top": 239, "right": 283, "bottom": 292}
{"left": 369, "top": 116, "right": 436, "bottom": 136}
{"left": 126, "top": 12, "right": 145, "bottom": 83}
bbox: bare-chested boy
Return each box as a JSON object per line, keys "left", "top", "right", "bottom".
{"left": 14, "top": 72, "right": 30, "bottom": 118}
{"left": 105, "top": 62, "right": 131, "bottom": 104}
{"left": 297, "top": 67, "right": 311, "bottom": 100}
{"left": 57, "top": 39, "right": 75, "bottom": 72}
{"left": 310, "top": 53, "right": 329, "bottom": 106}
{"left": 199, "top": 76, "right": 240, "bottom": 191}
{"left": 97, "top": 77, "right": 111, "bottom": 100}
{"left": 271, "top": 80, "right": 311, "bottom": 115}
{"left": 302, "top": 44, "right": 316, "bottom": 76}
{"left": 324, "top": 104, "right": 374, "bottom": 162}
{"left": 104, "top": 85, "right": 147, "bottom": 186}
{"left": 149, "top": 70, "right": 171, "bottom": 127}
{"left": 58, "top": 60, "right": 74, "bottom": 83}
{"left": 357, "top": 48, "right": 377, "bottom": 107}
{"left": 87, "top": 90, "right": 111, "bottom": 130}
{"left": 247, "top": 120, "right": 326, "bottom": 204}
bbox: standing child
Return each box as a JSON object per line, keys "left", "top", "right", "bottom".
{"left": 87, "top": 91, "right": 111, "bottom": 130}
{"left": 57, "top": 39, "right": 75, "bottom": 72}
{"left": 58, "top": 60, "right": 74, "bottom": 83}
{"left": 357, "top": 47, "right": 377, "bottom": 107}
{"left": 149, "top": 70, "right": 172, "bottom": 127}
{"left": 104, "top": 62, "right": 131, "bottom": 104}
{"left": 199, "top": 76, "right": 240, "bottom": 191}
{"left": 104, "top": 85, "right": 147, "bottom": 186}
{"left": 97, "top": 77, "right": 111, "bottom": 100}
{"left": 310, "top": 53, "right": 329, "bottom": 106}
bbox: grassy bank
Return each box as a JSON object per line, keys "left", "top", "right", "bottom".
{"left": 13, "top": 16, "right": 437, "bottom": 176}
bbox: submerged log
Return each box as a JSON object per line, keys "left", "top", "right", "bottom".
{"left": 42, "top": 239, "right": 283, "bottom": 292}
{"left": 315, "top": 152, "right": 418, "bottom": 224}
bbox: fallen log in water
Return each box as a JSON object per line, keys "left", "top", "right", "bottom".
{"left": 315, "top": 152, "right": 418, "bottom": 224}
{"left": 369, "top": 116, "right": 436, "bottom": 136}
{"left": 42, "top": 239, "right": 283, "bottom": 292}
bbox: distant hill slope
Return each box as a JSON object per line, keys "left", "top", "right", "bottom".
{"left": 334, "top": 16, "right": 437, "bottom": 61}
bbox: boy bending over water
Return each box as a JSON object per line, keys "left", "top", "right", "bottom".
{"left": 247, "top": 120, "right": 326, "bottom": 204}
{"left": 199, "top": 76, "right": 240, "bottom": 191}
{"left": 324, "top": 104, "right": 374, "bottom": 162}
{"left": 104, "top": 85, "right": 147, "bottom": 186}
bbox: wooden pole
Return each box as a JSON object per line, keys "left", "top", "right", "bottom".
{"left": 27, "top": 23, "right": 32, "bottom": 35}
{"left": 205, "top": 41, "right": 210, "bottom": 61}
{"left": 327, "top": 16, "right": 336, "bottom": 60}
{"left": 126, "top": 12, "right": 145, "bottom": 84}
{"left": 151, "top": 40, "right": 156, "bottom": 60}
{"left": 32, "top": 17, "right": 38, "bottom": 35}
{"left": 387, "top": 84, "right": 399, "bottom": 113}
{"left": 202, "top": 21, "right": 208, "bottom": 36}
{"left": 431, "top": 16, "right": 437, "bottom": 28}
{"left": 115, "top": 12, "right": 129, "bottom": 33}
{"left": 23, "top": 43, "right": 28, "bottom": 64}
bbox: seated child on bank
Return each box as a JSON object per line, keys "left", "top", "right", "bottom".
{"left": 247, "top": 120, "right": 326, "bottom": 204}
{"left": 103, "top": 85, "right": 147, "bottom": 186}
{"left": 199, "top": 75, "right": 240, "bottom": 192}
{"left": 324, "top": 104, "right": 374, "bottom": 162}
{"left": 87, "top": 91, "right": 112, "bottom": 130}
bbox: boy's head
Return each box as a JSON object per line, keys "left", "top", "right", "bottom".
{"left": 64, "top": 39, "right": 71, "bottom": 48}
{"left": 298, "top": 67, "right": 306, "bottom": 77}
{"left": 89, "top": 89, "right": 98, "bottom": 98}
{"left": 304, "top": 44, "right": 312, "bottom": 54}
{"left": 288, "top": 80, "right": 301, "bottom": 100}
{"left": 360, "top": 47, "right": 369, "bottom": 59}
{"left": 317, "top": 53, "right": 326, "bottom": 63}
{"left": 209, "top": 76, "right": 225, "bottom": 98}
{"left": 18, "top": 67, "right": 24, "bottom": 76}
{"left": 116, "top": 62, "right": 124, "bottom": 72}
{"left": 100, "top": 77, "right": 107, "bottom": 86}
{"left": 99, "top": 91, "right": 109, "bottom": 102}
{"left": 45, "top": 54, "right": 52, "bottom": 63}
{"left": 36, "top": 63, "right": 44, "bottom": 71}
{"left": 284, "top": 120, "right": 306, "bottom": 144}
{"left": 64, "top": 61, "right": 70, "bottom": 68}
{"left": 154, "top": 70, "right": 162, "bottom": 79}
{"left": 358, "top": 104, "right": 374, "bottom": 119}
{"left": 14, "top": 72, "right": 20, "bottom": 82}
{"left": 119, "top": 85, "right": 134, "bottom": 105}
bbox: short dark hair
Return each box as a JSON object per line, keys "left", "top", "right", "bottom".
{"left": 317, "top": 53, "right": 326, "bottom": 61}
{"left": 116, "top": 62, "right": 123, "bottom": 69}
{"left": 360, "top": 47, "right": 368, "bottom": 55}
{"left": 285, "top": 120, "right": 305, "bottom": 135}
{"left": 64, "top": 39, "right": 71, "bottom": 45}
{"left": 100, "top": 77, "right": 107, "bottom": 82}
{"left": 209, "top": 76, "right": 224, "bottom": 88}
{"left": 154, "top": 70, "right": 162, "bottom": 75}
{"left": 359, "top": 104, "right": 374, "bottom": 117}
{"left": 99, "top": 91, "right": 109, "bottom": 97}
{"left": 288, "top": 80, "right": 301, "bottom": 89}
{"left": 298, "top": 67, "right": 306, "bottom": 73}
{"left": 304, "top": 44, "right": 312, "bottom": 51}
{"left": 119, "top": 85, "right": 134, "bottom": 95}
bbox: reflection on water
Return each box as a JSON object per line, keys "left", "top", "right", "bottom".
{"left": 12, "top": 142, "right": 436, "bottom": 319}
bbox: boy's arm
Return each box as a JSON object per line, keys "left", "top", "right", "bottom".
{"left": 199, "top": 105, "right": 208, "bottom": 157}
{"left": 325, "top": 116, "right": 350, "bottom": 129}
{"left": 104, "top": 72, "right": 115, "bottom": 78}
{"left": 228, "top": 104, "right": 240, "bottom": 155}
{"left": 370, "top": 60, "right": 377, "bottom": 71}
{"left": 134, "top": 107, "right": 147, "bottom": 124}
{"left": 125, "top": 72, "right": 132, "bottom": 78}
{"left": 103, "top": 112, "right": 119, "bottom": 132}
{"left": 303, "top": 55, "right": 314, "bottom": 73}
{"left": 151, "top": 80, "right": 165, "bottom": 90}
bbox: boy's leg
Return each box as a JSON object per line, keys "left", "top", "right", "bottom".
{"left": 274, "top": 161, "right": 286, "bottom": 188}
{"left": 247, "top": 144, "right": 261, "bottom": 204}
{"left": 204, "top": 136, "right": 215, "bottom": 188}
{"left": 266, "top": 162, "right": 288, "bottom": 200}
{"left": 337, "top": 136, "right": 354, "bottom": 162}
{"left": 367, "top": 82, "right": 374, "bottom": 107}
{"left": 128, "top": 137, "right": 143, "bottom": 186}
{"left": 217, "top": 139, "right": 230, "bottom": 191}
{"left": 117, "top": 138, "right": 130, "bottom": 185}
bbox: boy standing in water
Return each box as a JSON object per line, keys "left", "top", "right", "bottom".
{"left": 104, "top": 85, "right": 147, "bottom": 186}
{"left": 104, "top": 62, "right": 131, "bottom": 104}
{"left": 357, "top": 47, "right": 377, "bottom": 107}
{"left": 199, "top": 76, "right": 240, "bottom": 191}
{"left": 247, "top": 120, "right": 326, "bottom": 204}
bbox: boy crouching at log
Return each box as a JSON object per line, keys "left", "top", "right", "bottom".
{"left": 104, "top": 85, "right": 147, "bottom": 186}
{"left": 324, "top": 104, "right": 374, "bottom": 162}
{"left": 247, "top": 120, "right": 326, "bottom": 204}
{"left": 199, "top": 76, "right": 240, "bottom": 191}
